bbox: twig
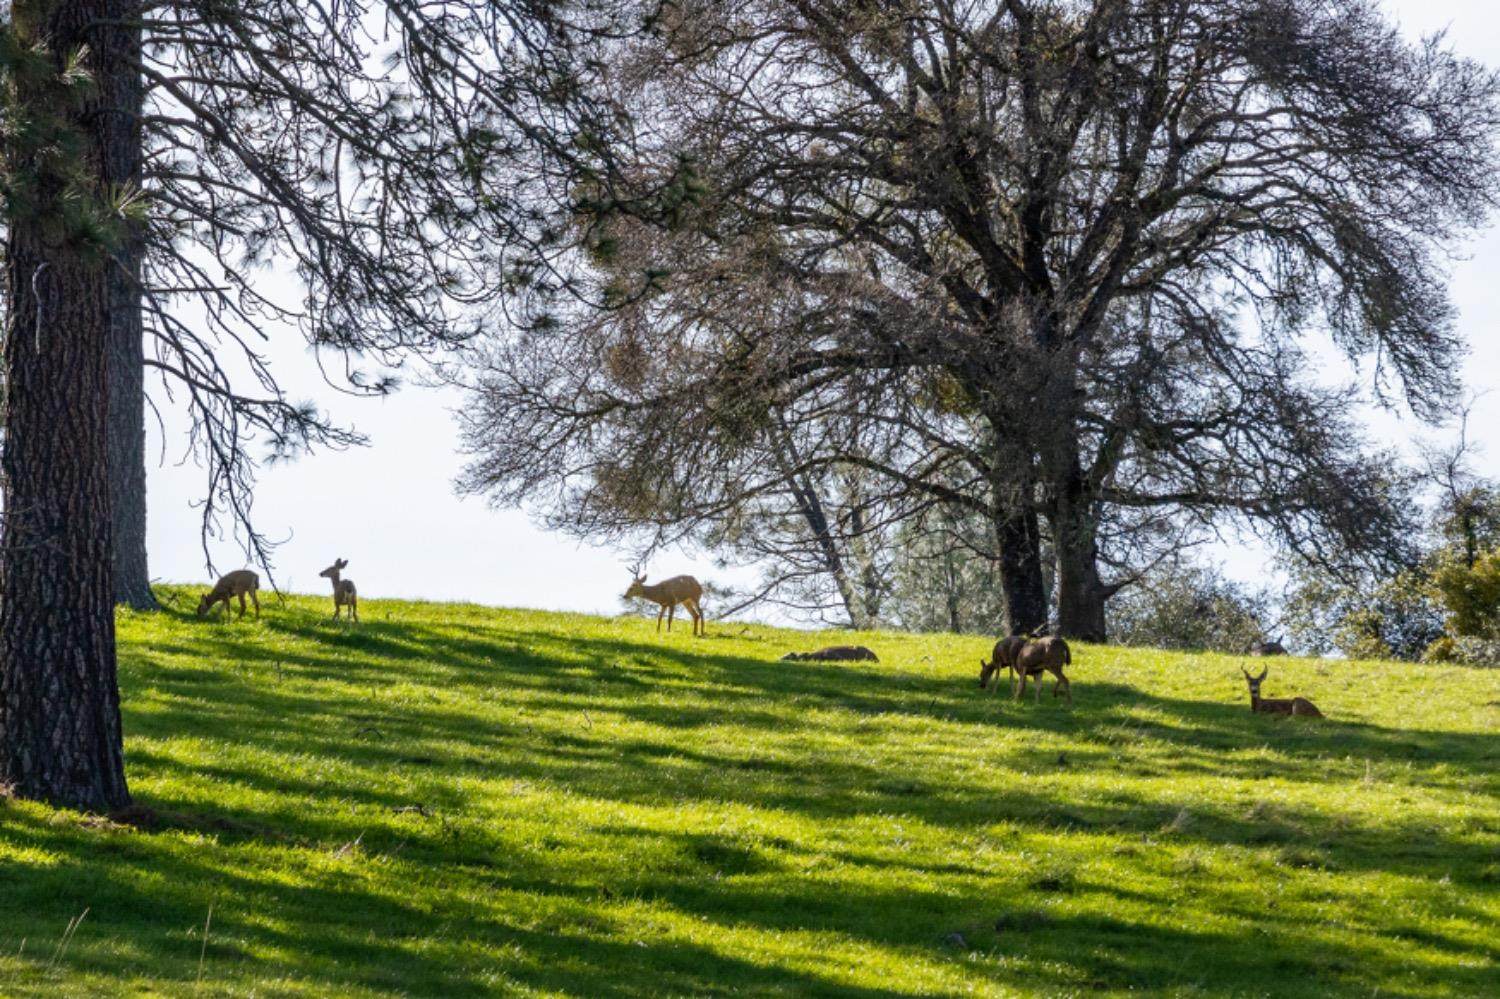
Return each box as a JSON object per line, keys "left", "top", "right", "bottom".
{"left": 197, "top": 901, "right": 213, "bottom": 984}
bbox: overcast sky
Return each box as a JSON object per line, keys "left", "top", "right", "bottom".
{"left": 145, "top": 0, "right": 1500, "bottom": 622}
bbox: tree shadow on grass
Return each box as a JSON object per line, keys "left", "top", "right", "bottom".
{"left": 82, "top": 610, "right": 1500, "bottom": 995}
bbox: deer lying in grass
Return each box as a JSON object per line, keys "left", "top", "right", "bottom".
{"left": 978, "top": 635, "right": 1028, "bottom": 690}
{"left": 1249, "top": 636, "right": 1288, "bottom": 656}
{"left": 196, "top": 570, "right": 261, "bottom": 620}
{"left": 1011, "top": 637, "right": 1073, "bottom": 703}
{"left": 1241, "top": 666, "right": 1322, "bottom": 717}
{"left": 780, "top": 645, "right": 879, "bottom": 662}
{"left": 319, "top": 558, "right": 358, "bottom": 622}
{"left": 624, "top": 567, "right": 704, "bottom": 636}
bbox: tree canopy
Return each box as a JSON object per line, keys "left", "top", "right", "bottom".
{"left": 459, "top": 0, "right": 1500, "bottom": 637}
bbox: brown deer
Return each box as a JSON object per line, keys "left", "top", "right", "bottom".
{"left": 624, "top": 567, "right": 705, "bottom": 636}
{"left": 1011, "top": 637, "right": 1073, "bottom": 703}
{"left": 780, "top": 645, "right": 879, "bottom": 662}
{"left": 1248, "top": 636, "right": 1288, "bottom": 656}
{"left": 319, "top": 558, "right": 358, "bottom": 622}
{"left": 1240, "top": 666, "right": 1323, "bottom": 718}
{"left": 196, "top": 570, "right": 261, "bottom": 620}
{"left": 978, "top": 635, "right": 1028, "bottom": 690}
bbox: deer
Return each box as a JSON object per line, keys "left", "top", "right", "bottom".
{"left": 623, "top": 566, "right": 704, "bottom": 636}
{"left": 978, "top": 635, "right": 1028, "bottom": 691}
{"left": 1010, "top": 636, "right": 1073, "bottom": 704}
{"left": 196, "top": 569, "right": 261, "bottom": 620}
{"left": 319, "top": 558, "right": 358, "bottom": 623}
{"left": 1249, "top": 636, "right": 1288, "bottom": 656}
{"left": 1240, "top": 666, "right": 1323, "bottom": 718}
{"left": 780, "top": 645, "right": 879, "bottom": 662}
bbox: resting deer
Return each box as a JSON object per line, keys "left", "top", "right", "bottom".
{"left": 319, "top": 558, "right": 358, "bottom": 622}
{"left": 781, "top": 645, "right": 879, "bottom": 662}
{"left": 197, "top": 569, "right": 261, "bottom": 620}
{"left": 978, "top": 635, "right": 1028, "bottom": 691}
{"left": 624, "top": 567, "right": 704, "bottom": 636}
{"left": 1011, "top": 637, "right": 1073, "bottom": 703}
{"left": 1241, "top": 666, "right": 1322, "bottom": 718}
{"left": 1249, "top": 636, "right": 1288, "bottom": 656}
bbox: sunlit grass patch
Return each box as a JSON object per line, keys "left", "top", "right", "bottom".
{"left": 0, "top": 588, "right": 1495, "bottom": 996}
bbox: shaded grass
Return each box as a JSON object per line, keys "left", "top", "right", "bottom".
{"left": 0, "top": 589, "right": 1496, "bottom": 996}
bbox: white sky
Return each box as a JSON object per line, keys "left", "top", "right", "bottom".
{"left": 144, "top": 0, "right": 1500, "bottom": 619}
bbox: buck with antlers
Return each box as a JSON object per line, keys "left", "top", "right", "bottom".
{"left": 624, "top": 566, "right": 705, "bottom": 636}
{"left": 319, "top": 558, "right": 359, "bottom": 623}
{"left": 1240, "top": 666, "right": 1322, "bottom": 718}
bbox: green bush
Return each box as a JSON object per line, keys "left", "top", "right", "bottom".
{"left": 1429, "top": 548, "right": 1500, "bottom": 639}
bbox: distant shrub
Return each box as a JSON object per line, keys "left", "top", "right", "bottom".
{"left": 1428, "top": 548, "right": 1500, "bottom": 640}
{"left": 1108, "top": 563, "right": 1269, "bottom": 653}
{"left": 1449, "top": 637, "right": 1500, "bottom": 667}
{"left": 1283, "top": 566, "right": 1444, "bottom": 661}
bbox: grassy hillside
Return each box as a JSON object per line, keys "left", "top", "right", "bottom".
{"left": 0, "top": 591, "right": 1496, "bottom": 997}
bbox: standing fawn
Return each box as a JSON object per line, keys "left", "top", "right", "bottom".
{"left": 319, "top": 558, "right": 358, "bottom": 623}
{"left": 197, "top": 570, "right": 261, "bottom": 620}
{"left": 624, "top": 567, "right": 705, "bottom": 636}
{"left": 1241, "top": 666, "right": 1322, "bottom": 717}
{"left": 1011, "top": 637, "right": 1073, "bottom": 703}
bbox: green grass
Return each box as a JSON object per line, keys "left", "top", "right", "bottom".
{"left": 1, "top": 590, "right": 1497, "bottom": 997}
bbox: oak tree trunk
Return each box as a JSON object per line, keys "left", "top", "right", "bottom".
{"left": 1053, "top": 503, "right": 1109, "bottom": 642}
{"left": 994, "top": 504, "right": 1049, "bottom": 636}
{"left": 1049, "top": 428, "right": 1110, "bottom": 643}
{"left": 0, "top": 0, "right": 134, "bottom": 811}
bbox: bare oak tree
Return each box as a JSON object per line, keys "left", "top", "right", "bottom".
{"left": 460, "top": 0, "right": 1500, "bottom": 638}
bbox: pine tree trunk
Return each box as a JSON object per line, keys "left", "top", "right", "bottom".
{"left": 106, "top": 87, "right": 154, "bottom": 610}
{"left": 0, "top": 0, "right": 134, "bottom": 811}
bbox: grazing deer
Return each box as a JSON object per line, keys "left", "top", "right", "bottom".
{"left": 319, "top": 558, "right": 358, "bottom": 622}
{"left": 1249, "top": 636, "right": 1288, "bottom": 656}
{"left": 196, "top": 569, "right": 261, "bottom": 620}
{"left": 624, "top": 567, "right": 705, "bottom": 636}
{"left": 1240, "top": 666, "right": 1323, "bottom": 718}
{"left": 978, "top": 635, "right": 1028, "bottom": 690}
{"left": 1011, "top": 637, "right": 1073, "bottom": 704}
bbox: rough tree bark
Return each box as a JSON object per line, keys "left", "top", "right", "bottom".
{"left": 993, "top": 505, "right": 1049, "bottom": 636}
{"left": 0, "top": 0, "right": 134, "bottom": 811}
{"left": 108, "top": 259, "right": 154, "bottom": 610}
{"left": 106, "top": 63, "right": 154, "bottom": 609}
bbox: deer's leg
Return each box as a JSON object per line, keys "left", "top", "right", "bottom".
{"left": 351, "top": 595, "right": 358, "bottom": 623}
{"left": 237, "top": 593, "right": 248, "bottom": 619}
{"left": 655, "top": 605, "right": 665, "bottom": 632}
{"left": 1013, "top": 670, "right": 1025, "bottom": 701}
{"left": 251, "top": 590, "right": 261, "bottom": 619}
{"left": 667, "top": 603, "right": 677, "bottom": 632}
{"left": 692, "top": 599, "right": 705, "bottom": 636}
